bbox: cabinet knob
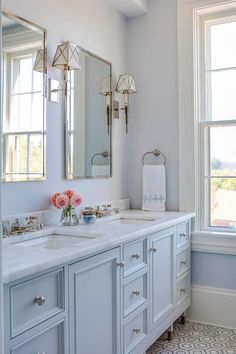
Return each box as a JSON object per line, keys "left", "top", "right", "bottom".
{"left": 117, "top": 261, "right": 125, "bottom": 267}
{"left": 132, "top": 289, "right": 140, "bottom": 296}
{"left": 132, "top": 253, "right": 140, "bottom": 259}
{"left": 133, "top": 328, "right": 141, "bottom": 334}
{"left": 180, "top": 233, "right": 186, "bottom": 238}
{"left": 150, "top": 247, "right": 157, "bottom": 253}
{"left": 180, "top": 288, "right": 186, "bottom": 294}
{"left": 34, "top": 296, "right": 46, "bottom": 306}
{"left": 180, "top": 261, "right": 186, "bottom": 266}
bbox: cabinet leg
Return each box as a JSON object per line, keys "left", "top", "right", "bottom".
{"left": 180, "top": 311, "right": 186, "bottom": 325}
{"left": 167, "top": 324, "right": 173, "bottom": 341}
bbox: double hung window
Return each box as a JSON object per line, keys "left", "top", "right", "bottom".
{"left": 199, "top": 13, "right": 236, "bottom": 232}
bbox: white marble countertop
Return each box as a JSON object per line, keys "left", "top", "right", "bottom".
{"left": 2, "top": 210, "right": 195, "bottom": 284}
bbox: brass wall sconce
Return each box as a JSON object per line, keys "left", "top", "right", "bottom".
{"left": 51, "top": 41, "right": 81, "bottom": 97}
{"left": 99, "top": 76, "right": 111, "bottom": 135}
{"left": 116, "top": 73, "right": 136, "bottom": 133}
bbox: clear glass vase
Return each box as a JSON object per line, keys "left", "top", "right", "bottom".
{"left": 60, "top": 206, "right": 79, "bottom": 226}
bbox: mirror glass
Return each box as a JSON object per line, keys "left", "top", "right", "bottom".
{"left": 66, "top": 47, "right": 112, "bottom": 179}
{"left": 2, "top": 12, "right": 46, "bottom": 182}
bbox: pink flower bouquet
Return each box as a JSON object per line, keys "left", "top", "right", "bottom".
{"left": 51, "top": 190, "right": 83, "bottom": 226}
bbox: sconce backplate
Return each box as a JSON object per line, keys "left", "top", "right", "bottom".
{"left": 113, "top": 100, "right": 119, "bottom": 119}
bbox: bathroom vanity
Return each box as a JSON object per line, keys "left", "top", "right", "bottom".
{"left": 2, "top": 211, "right": 194, "bottom": 354}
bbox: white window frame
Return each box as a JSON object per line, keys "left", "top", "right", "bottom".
{"left": 196, "top": 10, "right": 236, "bottom": 234}
{"left": 2, "top": 45, "right": 44, "bottom": 181}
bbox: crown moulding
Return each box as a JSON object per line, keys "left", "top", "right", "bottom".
{"left": 106, "top": 0, "right": 148, "bottom": 18}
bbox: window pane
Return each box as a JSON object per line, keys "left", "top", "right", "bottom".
{"left": 210, "top": 126, "right": 236, "bottom": 176}
{"left": 210, "top": 21, "right": 236, "bottom": 70}
{"left": 210, "top": 178, "right": 236, "bottom": 228}
{"left": 29, "top": 135, "right": 43, "bottom": 173}
{"left": 209, "top": 70, "right": 236, "bottom": 120}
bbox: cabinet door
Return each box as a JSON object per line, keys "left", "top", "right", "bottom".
{"left": 149, "top": 227, "right": 176, "bottom": 330}
{"left": 69, "top": 248, "right": 121, "bottom": 354}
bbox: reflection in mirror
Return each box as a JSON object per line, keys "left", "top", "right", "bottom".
{"left": 2, "top": 12, "right": 46, "bottom": 182}
{"left": 66, "top": 47, "right": 112, "bottom": 179}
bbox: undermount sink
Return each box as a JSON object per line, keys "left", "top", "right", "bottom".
{"left": 15, "top": 235, "right": 88, "bottom": 250}
{"left": 105, "top": 218, "right": 155, "bottom": 225}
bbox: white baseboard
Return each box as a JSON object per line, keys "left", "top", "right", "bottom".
{"left": 187, "top": 285, "right": 236, "bottom": 329}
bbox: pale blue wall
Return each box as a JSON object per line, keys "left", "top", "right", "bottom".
{"left": 191, "top": 252, "right": 236, "bottom": 290}
{"left": 126, "top": 0, "right": 179, "bottom": 211}
{"left": 2, "top": 0, "right": 128, "bottom": 216}
{"left": 126, "top": 0, "right": 235, "bottom": 292}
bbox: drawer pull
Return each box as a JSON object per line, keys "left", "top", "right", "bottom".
{"left": 132, "top": 253, "right": 140, "bottom": 259}
{"left": 132, "top": 289, "right": 140, "bottom": 296}
{"left": 117, "top": 261, "right": 125, "bottom": 267}
{"left": 37, "top": 352, "right": 46, "bottom": 354}
{"left": 180, "top": 261, "right": 186, "bottom": 266}
{"left": 133, "top": 328, "right": 141, "bottom": 334}
{"left": 34, "top": 296, "right": 46, "bottom": 306}
{"left": 180, "top": 233, "right": 186, "bottom": 238}
{"left": 180, "top": 288, "right": 186, "bottom": 294}
{"left": 150, "top": 247, "right": 157, "bottom": 252}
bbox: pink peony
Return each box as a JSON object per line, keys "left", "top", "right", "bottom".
{"left": 70, "top": 194, "right": 83, "bottom": 207}
{"left": 64, "top": 190, "right": 76, "bottom": 199}
{"left": 55, "top": 194, "right": 69, "bottom": 209}
{"left": 51, "top": 192, "right": 61, "bottom": 208}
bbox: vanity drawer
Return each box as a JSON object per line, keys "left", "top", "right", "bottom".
{"left": 124, "top": 308, "right": 148, "bottom": 354}
{"left": 11, "top": 319, "right": 64, "bottom": 354}
{"left": 10, "top": 268, "right": 64, "bottom": 338}
{"left": 176, "top": 222, "right": 190, "bottom": 249}
{"left": 123, "top": 238, "right": 147, "bottom": 277}
{"left": 176, "top": 271, "right": 190, "bottom": 306}
{"left": 123, "top": 272, "right": 148, "bottom": 317}
{"left": 176, "top": 247, "right": 190, "bottom": 278}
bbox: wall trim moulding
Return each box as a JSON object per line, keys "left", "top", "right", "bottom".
{"left": 191, "top": 231, "right": 236, "bottom": 255}
{"left": 187, "top": 285, "right": 236, "bottom": 329}
{"left": 106, "top": 0, "right": 148, "bottom": 18}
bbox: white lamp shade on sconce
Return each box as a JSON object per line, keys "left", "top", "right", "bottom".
{"left": 33, "top": 48, "right": 46, "bottom": 73}
{"left": 52, "top": 41, "right": 80, "bottom": 70}
{"left": 99, "top": 76, "right": 111, "bottom": 96}
{"left": 116, "top": 73, "right": 137, "bottom": 94}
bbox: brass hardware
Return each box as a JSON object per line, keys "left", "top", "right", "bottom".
{"left": 34, "top": 296, "right": 46, "bottom": 305}
{"left": 117, "top": 261, "right": 125, "bottom": 267}
{"left": 132, "top": 290, "right": 140, "bottom": 296}
{"left": 133, "top": 328, "right": 141, "bottom": 334}
{"left": 150, "top": 247, "right": 157, "bottom": 253}
{"left": 132, "top": 253, "right": 140, "bottom": 259}
{"left": 180, "top": 233, "right": 186, "bottom": 238}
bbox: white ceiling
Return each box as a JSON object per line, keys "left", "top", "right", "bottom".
{"left": 107, "top": 0, "right": 148, "bottom": 18}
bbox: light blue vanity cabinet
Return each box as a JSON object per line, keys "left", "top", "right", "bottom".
{"left": 4, "top": 218, "right": 192, "bottom": 354}
{"left": 68, "top": 247, "right": 121, "bottom": 354}
{"left": 149, "top": 227, "right": 176, "bottom": 330}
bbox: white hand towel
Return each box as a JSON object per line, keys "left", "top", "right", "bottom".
{"left": 92, "top": 165, "right": 110, "bottom": 177}
{"left": 142, "top": 164, "right": 166, "bottom": 211}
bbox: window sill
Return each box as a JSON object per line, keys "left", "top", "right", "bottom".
{"left": 192, "top": 231, "right": 236, "bottom": 255}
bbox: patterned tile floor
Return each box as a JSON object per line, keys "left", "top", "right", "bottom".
{"left": 147, "top": 321, "right": 236, "bottom": 354}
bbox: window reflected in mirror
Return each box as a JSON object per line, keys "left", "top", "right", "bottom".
{"left": 65, "top": 48, "right": 112, "bottom": 179}
{"left": 2, "top": 12, "right": 46, "bottom": 182}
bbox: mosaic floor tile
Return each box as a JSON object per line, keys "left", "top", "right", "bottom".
{"left": 147, "top": 321, "right": 236, "bottom": 354}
